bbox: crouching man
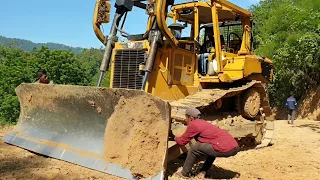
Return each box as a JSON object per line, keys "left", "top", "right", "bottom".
{"left": 172, "top": 108, "right": 240, "bottom": 178}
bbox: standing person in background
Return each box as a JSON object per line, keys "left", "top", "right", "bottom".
{"left": 286, "top": 95, "right": 297, "bottom": 124}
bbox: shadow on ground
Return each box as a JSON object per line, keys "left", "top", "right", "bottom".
{"left": 0, "top": 147, "right": 74, "bottom": 180}
{"left": 0, "top": 154, "right": 46, "bottom": 176}
{"left": 167, "top": 156, "right": 240, "bottom": 179}
{"left": 296, "top": 123, "right": 320, "bottom": 133}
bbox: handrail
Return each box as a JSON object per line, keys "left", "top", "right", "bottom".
{"left": 156, "top": 0, "right": 179, "bottom": 47}
{"left": 93, "top": 0, "right": 111, "bottom": 44}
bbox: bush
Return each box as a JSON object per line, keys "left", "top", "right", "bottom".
{"left": 0, "top": 45, "right": 106, "bottom": 125}
{"left": 251, "top": 0, "right": 320, "bottom": 107}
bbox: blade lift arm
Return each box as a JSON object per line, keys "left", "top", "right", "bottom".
{"left": 93, "top": 0, "right": 178, "bottom": 88}
{"left": 94, "top": 0, "right": 135, "bottom": 87}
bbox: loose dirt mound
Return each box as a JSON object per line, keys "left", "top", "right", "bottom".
{"left": 103, "top": 95, "right": 168, "bottom": 178}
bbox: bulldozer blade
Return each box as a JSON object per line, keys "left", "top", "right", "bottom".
{"left": 3, "top": 83, "right": 171, "bottom": 180}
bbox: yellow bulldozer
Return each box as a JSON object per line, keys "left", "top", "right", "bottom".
{"left": 4, "top": 0, "right": 274, "bottom": 179}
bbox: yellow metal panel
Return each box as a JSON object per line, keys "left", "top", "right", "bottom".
{"left": 146, "top": 48, "right": 198, "bottom": 101}
{"left": 211, "top": 3, "right": 223, "bottom": 72}
{"left": 243, "top": 56, "right": 262, "bottom": 77}
{"left": 170, "top": 85, "right": 198, "bottom": 100}
{"left": 198, "top": 76, "right": 220, "bottom": 83}
{"left": 193, "top": 7, "right": 200, "bottom": 87}
{"left": 171, "top": 48, "right": 195, "bottom": 86}
{"left": 192, "top": 6, "right": 199, "bottom": 37}
{"left": 171, "top": 1, "right": 251, "bottom": 23}
{"left": 218, "top": 73, "right": 233, "bottom": 82}
{"left": 223, "top": 57, "right": 245, "bottom": 70}
{"left": 109, "top": 49, "right": 117, "bottom": 88}
{"left": 224, "top": 52, "right": 238, "bottom": 58}
{"left": 223, "top": 57, "right": 245, "bottom": 80}
{"left": 171, "top": 1, "right": 210, "bottom": 10}
{"left": 215, "top": 0, "right": 252, "bottom": 17}
{"left": 223, "top": 71, "right": 243, "bottom": 80}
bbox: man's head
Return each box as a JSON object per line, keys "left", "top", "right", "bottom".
{"left": 185, "top": 108, "right": 201, "bottom": 125}
{"left": 289, "top": 91, "right": 295, "bottom": 97}
{"left": 168, "top": 23, "right": 184, "bottom": 39}
{"left": 37, "top": 69, "right": 49, "bottom": 84}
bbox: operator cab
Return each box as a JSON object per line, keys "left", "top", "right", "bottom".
{"left": 170, "top": 2, "right": 246, "bottom": 52}
{"left": 169, "top": 1, "right": 251, "bottom": 76}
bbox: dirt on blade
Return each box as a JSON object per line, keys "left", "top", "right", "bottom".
{"left": 103, "top": 95, "right": 168, "bottom": 178}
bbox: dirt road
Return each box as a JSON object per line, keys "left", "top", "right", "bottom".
{"left": 1, "top": 120, "right": 320, "bottom": 180}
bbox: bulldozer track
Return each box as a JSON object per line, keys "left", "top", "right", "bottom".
{"left": 169, "top": 80, "right": 274, "bottom": 149}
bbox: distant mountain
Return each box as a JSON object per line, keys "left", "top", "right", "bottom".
{"left": 0, "top": 36, "right": 83, "bottom": 54}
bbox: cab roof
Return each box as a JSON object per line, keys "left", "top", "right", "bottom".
{"left": 171, "top": 1, "right": 252, "bottom": 24}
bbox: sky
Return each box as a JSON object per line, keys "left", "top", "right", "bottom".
{"left": 0, "top": 0, "right": 259, "bottom": 49}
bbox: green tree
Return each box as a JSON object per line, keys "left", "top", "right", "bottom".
{"left": 76, "top": 48, "right": 110, "bottom": 87}
{"left": 251, "top": 0, "right": 320, "bottom": 106}
{"left": 0, "top": 46, "right": 34, "bottom": 124}
{"left": 0, "top": 45, "right": 105, "bottom": 125}
{"left": 32, "top": 46, "right": 89, "bottom": 85}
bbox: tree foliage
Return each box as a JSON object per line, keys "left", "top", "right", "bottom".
{"left": 251, "top": 0, "right": 320, "bottom": 106}
{"left": 0, "top": 45, "right": 107, "bottom": 125}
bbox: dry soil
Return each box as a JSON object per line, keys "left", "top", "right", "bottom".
{"left": 103, "top": 95, "right": 168, "bottom": 178}
{"left": 1, "top": 120, "right": 320, "bottom": 180}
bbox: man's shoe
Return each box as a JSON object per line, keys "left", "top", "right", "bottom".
{"left": 196, "top": 171, "right": 206, "bottom": 179}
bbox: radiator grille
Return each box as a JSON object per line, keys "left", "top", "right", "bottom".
{"left": 112, "top": 50, "right": 145, "bottom": 89}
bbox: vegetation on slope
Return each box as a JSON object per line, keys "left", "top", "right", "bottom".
{"left": 0, "top": 46, "right": 107, "bottom": 125}
{"left": 0, "top": 36, "right": 83, "bottom": 54}
{"left": 251, "top": 0, "right": 320, "bottom": 106}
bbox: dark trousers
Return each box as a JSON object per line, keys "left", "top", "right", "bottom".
{"left": 288, "top": 110, "right": 296, "bottom": 121}
{"left": 182, "top": 142, "right": 240, "bottom": 176}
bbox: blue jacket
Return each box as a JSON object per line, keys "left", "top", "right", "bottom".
{"left": 286, "top": 96, "right": 297, "bottom": 110}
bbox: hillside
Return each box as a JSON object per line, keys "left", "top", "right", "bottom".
{"left": 297, "top": 86, "right": 320, "bottom": 121}
{"left": 0, "top": 36, "right": 83, "bottom": 54}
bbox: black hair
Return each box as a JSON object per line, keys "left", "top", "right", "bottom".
{"left": 36, "top": 69, "right": 47, "bottom": 80}
{"left": 289, "top": 91, "right": 295, "bottom": 97}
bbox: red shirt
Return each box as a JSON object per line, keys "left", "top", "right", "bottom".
{"left": 175, "top": 119, "right": 239, "bottom": 152}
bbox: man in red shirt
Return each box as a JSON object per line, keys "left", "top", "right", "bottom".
{"left": 172, "top": 108, "right": 240, "bottom": 178}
